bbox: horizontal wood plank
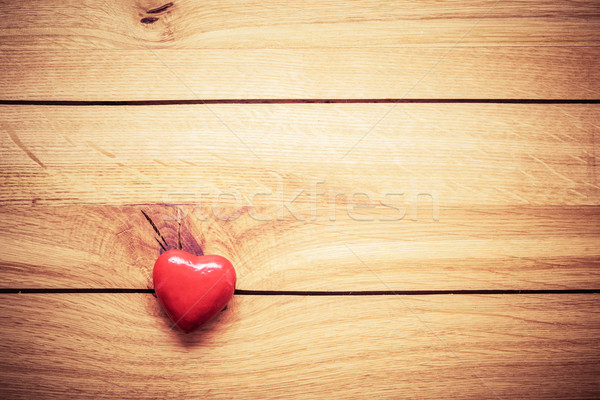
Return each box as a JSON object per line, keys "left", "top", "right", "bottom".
{"left": 1, "top": 1, "right": 598, "bottom": 100}
{"left": 1, "top": 47, "right": 598, "bottom": 100}
{"left": 0, "top": 204, "right": 598, "bottom": 290}
{"left": 0, "top": 104, "right": 598, "bottom": 289}
{"left": 1, "top": 104, "right": 597, "bottom": 206}
{"left": 0, "top": 293, "right": 598, "bottom": 399}
{"left": 1, "top": 0, "right": 598, "bottom": 49}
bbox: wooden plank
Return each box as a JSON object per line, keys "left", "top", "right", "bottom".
{"left": 0, "top": 204, "right": 598, "bottom": 290}
{"left": 0, "top": 104, "right": 598, "bottom": 289}
{"left": 0, "top": 293, "right": 598, "bottom": 399}
{"left": 1, "top": 1, "right": 598, "bottom": 100}
{"left": 1, "top": 47, "right": 598, "bottom": 100}
{"left": 1, "top": 0, "right": 598, "bottom": 50}
{"left": 1, "top": 104, "right": 597, "bottom": 206}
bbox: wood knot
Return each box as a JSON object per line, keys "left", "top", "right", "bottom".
{"left": 147, "top": 2, "right": 173, "bottom": 14}
{"left": 140, "top": 2, "right": 174, "bottom": 24}
{"left": 140, "top": 17, "right": 159, "bottom": 24}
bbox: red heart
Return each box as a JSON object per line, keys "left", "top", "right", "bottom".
{"left": 153, "top": 249, "right": 236, "bottom": 333}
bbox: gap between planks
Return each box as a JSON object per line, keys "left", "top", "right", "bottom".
{"left": 1, "top": 289, "right": 599, "bottom": 295}
{"left": 0, "top": 99, "right": 599, "bottom": 106}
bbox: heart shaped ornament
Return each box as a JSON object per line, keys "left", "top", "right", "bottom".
{"left": 153, "top": 249, "right": 236, "bottom": 333}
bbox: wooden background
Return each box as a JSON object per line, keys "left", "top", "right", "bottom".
{"left": 1, "top": 0, "right": 599, "bottom": 398}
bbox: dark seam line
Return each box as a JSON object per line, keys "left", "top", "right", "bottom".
{"left": 0, "top": 288, "right": 598, "bottom": 295}
{"left": 0, "top": 99, "right": 598, "bottom": 106}
{"left": 238, "top": 289, "right": 600, "bottom": 295}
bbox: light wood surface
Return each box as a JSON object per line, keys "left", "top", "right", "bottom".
{"left": 1, "top": 0, "right": 598, "bottom": 100}
{"left": 2, "top": 0, "right": 598, "bottom": 49}
{"left": 1, "top": 0, "right": 599, "bottom": 398}
{"left": 1, "top": 293, "right": 599, "bottom": 399}
{"left": 1, "top": 104, "right": 597, "bottom": 205}
{"left": 1, "top": 104, "right": 598, "bottom": 290}
{"left": 1, "top": 47, "right": 598, "bottom": 100}
{"left": 1, "top": 204, "right": 598, "bottom": 290}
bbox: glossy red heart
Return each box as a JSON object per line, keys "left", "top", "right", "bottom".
{"left": 153, "top": 249, "right": 236, "bottom": 333}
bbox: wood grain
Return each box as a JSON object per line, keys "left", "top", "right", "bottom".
{"left": 1, "top": 104, "right": 597, "bottom": 206}
{"left": 1, "top": 104, "right": 597, "bottom": 289}
{"left": 1, "top": 0, "right": 598, "bottom": 49}
{"left": 1, "top": 293, "right": 598, "bottom": 399}
{"left": 2, "top": 47, "right": 598, "bottom": 100}
{"left": 1, "top": 1, "right": 598, "bottom": 399}
{"left": 1, "top": 0, "right": 598, "bottom": 100}
{"left": 1, "top": 204, "right": 598, "bottom": 290}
